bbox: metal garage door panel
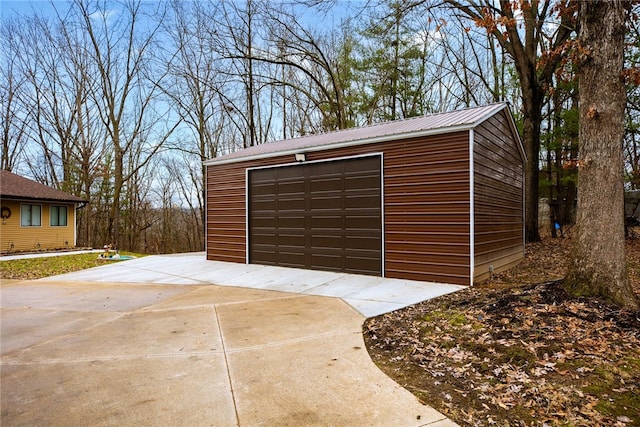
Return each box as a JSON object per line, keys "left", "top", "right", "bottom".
{"left": 248, "top": 155, "right": 382, "bottom": 276}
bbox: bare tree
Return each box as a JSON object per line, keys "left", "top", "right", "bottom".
{"left": 2, "top": 8, "right": 110, "bottom": 246}
{"left": 74, "top": 0, "right": 178, "bottom": 248}
{"left": 260, "top": 6, "right": 358, "bottom": 132}
{"left": 161, "top": 0, "right": 233, "bottom": 242}
{"left": 159, "top": 154, "right": 204, "bottom": 251}
{"left": 437, "top": 0, "right": 576, "bottom": 242}
{"left": 56, "top": 14, "right": 110, "bottom": 246}
{"left": 0, "top": 21, "right": 29, "bottom": 172}
{"left": 565, "top": 0, "right": 638, "bottom": 310}
{"left": 212, "top": 0, "right": 266, "bottom": 147}
{"left": 8, "top": 14, "right": 71, "bottom": 186}
{"left": 432, "top": 12, "right": 509, "bottom": 108}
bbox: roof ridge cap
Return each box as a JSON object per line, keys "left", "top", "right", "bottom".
{"left": 270, "top": 102, "right": 508, "bottom": 144}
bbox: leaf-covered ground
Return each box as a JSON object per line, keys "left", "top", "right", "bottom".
{"left": 364, "top": 236, "right": 640, "bottom": 426}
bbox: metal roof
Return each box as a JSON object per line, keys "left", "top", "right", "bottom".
{"left": 0, "top": 170, "right": 86, "bottom": 203}
{"left": 204, "top": 103, "right": 514, "bottom": 166}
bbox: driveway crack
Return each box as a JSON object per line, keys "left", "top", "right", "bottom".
{"left": 213, "top": 304, "right": 240, "bottom": 427}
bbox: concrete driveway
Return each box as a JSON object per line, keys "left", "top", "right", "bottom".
{"left": 1, "top": 254, "right": 460, "bottom": 426}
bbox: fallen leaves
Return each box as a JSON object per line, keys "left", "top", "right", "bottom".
{"left": 364, "top": 237, "right": 640, "bottom": 426}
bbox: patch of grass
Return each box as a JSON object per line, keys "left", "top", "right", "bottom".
{"left": 420, "top": 310, "right": 469, "bottom": 327}
{"left": 497, "top": 344, "right": 537, "bottom": 367}
{"left": 621, "top": 357, "right": 640, "bottom": 372}
{"left": 583, "top": 365, "right": 617, "bottom": 395}
{"left": 594, "top": 389, "right": 640, "bottom": 419}
{"left": 586, "top": 358, "right": 640, "bottom": 418}
{"left": 0, "top": 252, "right": 144, "bottom": 280}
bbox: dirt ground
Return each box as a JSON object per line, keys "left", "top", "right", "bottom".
{"left": 364, "top": 235, "right": 640, "bottom": 426}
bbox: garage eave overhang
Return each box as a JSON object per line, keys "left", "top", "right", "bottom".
{"left": 204, "top": 123, "right": 476, "bottom": 167}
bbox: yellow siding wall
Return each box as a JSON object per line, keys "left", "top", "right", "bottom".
{"left": 0, "top": 200, "right": 77, "bottom": 253}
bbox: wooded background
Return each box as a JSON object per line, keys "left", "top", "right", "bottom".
{"left": 1, "top": 0, "right": 638, "bottom": 253}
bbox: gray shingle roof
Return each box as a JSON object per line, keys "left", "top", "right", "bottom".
{"left": 205, "top": 103, "right": 512, "bottom": 165}
{"left": 0, "top": 170, "right": 86, "bottom": 203}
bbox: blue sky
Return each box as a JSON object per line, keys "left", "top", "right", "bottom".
{"left": 0, "top": 0, "right": 64, "bottom": 19}
{"left": 0, "top": 0, "right": 366, "bottom": 22}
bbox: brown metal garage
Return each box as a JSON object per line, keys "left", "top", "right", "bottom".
{"left": 205, "top": 103, "right": 525, "bottom": 286}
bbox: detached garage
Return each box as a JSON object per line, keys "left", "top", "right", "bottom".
{"left": 205, "top": 103, "right": 525, "bottom": 286}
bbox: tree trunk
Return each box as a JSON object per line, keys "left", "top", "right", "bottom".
{"left": 517, "top": 65, "right": 544, "bottom": 243}
{"left": 565, "top": 0, "right": 638, "bottom": 310}
{"left": 245, "top": 0, "right": 256, "bottom": 148}
{"left": 522, "top": 110, "right": 542, "bottom": 243}
{"left": 111, "top": 142, "right": 123, "bottom": 249}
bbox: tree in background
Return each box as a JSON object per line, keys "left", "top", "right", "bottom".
{"left": 432, "top": 12, "right": 508, "bottom": 108}
{"left": 74, "top": 0, "right": 178, "bottom": 249}
{"left": 565, "top": 0, "right": 638, "bottom": 310}
{"left": 213, "top": 0, "right": 264, "bottom": 148}
{"left": 357, "top": 1, "right": 430, "bottom": 122}
{"left": 624, "top": 13, "right": 640, "bottom": 190}
{"left": 0, "top": 21, "right": 28, "bottom": 173}
{"left": 2, "top": 0, "right": 638, "bottom": 255}
{"left": 540, "top": 73, "right": 578, "bottom": 236}
{"left": 439, "top": 0, "right": 577, "bottom": 242}
{"left": 260, "top": 5, "right": 358, "bottom": 132}
{"left": 162, "top": 0, "right": 230, "bottom": 247}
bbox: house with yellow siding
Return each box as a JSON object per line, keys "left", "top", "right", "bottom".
{"left": 0, "top": 170, "right": 86, "bottom": 253}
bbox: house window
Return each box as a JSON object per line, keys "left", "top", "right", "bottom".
{"left": 50, "top": 205, "right": 68, "bottom": 226}
{"left": 20, "top": 204, "right": 41, "bottom": 227}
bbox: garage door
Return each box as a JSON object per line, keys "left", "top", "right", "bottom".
{"left": 248, "top": 155, "right": 382, "bottom": 276}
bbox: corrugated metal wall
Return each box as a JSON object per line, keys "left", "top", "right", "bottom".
{"left": 207, "top": 162, "right": 248, "bottom": 263}
{"left": 382, "top": 134, "right": 471, "bottom": 284}
{"left": 473, "top": 110, "right": 525, "bottom": 281}
{"left": 207, "top": 130, "right": 473, "bottom": 285}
